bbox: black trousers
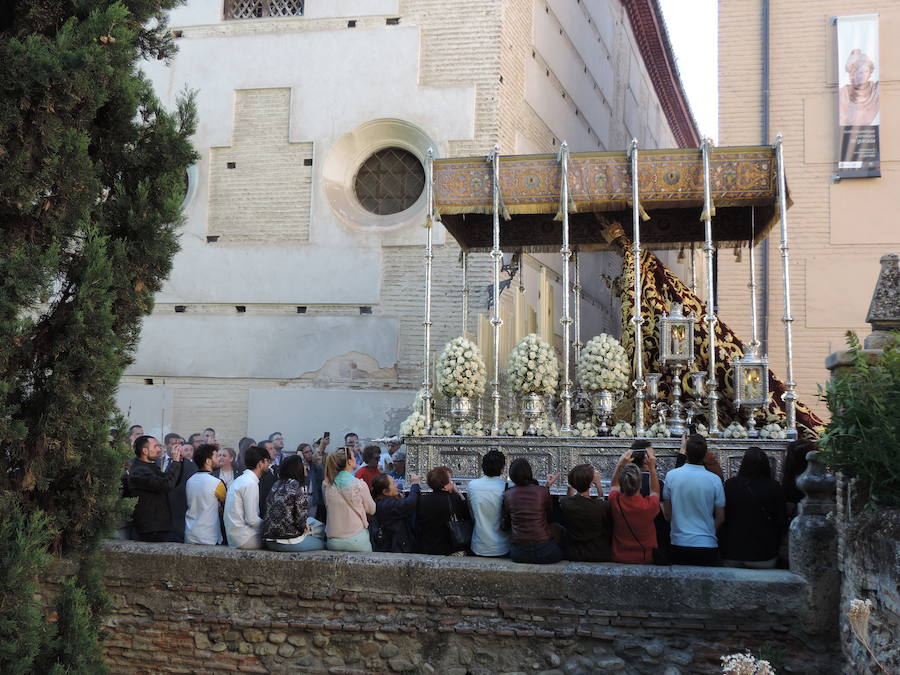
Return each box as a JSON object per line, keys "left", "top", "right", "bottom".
{"left": 137, "top": 530, "right": 170, "bottom": 543}
{"left": 670, "top": 544, "right": 720, "bottom": 567}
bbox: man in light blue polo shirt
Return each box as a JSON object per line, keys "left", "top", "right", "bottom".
{"left": 662, "top": 434, "right": 725, "bottom": 566}
{"left": 467, "top": 450, "right": 510, "bottom": 557}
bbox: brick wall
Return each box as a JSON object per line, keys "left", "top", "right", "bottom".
{"left": 39, "top": 541, "right": 843, "bottom": 674}
{"left": 718, "top": 1, "right": 900, "bottom": 418}
{"left": 208, "top": 88, "right": 313, "bottom": 242}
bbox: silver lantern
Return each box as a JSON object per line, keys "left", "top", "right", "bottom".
{"left": 657, "top": 303, "right": 696, "bottom": 435}
{"left": 659, "top": 303, "right": 695, "bottom": 365}
{"left": 731, "top": 344, "right": 769, "bottom": 436}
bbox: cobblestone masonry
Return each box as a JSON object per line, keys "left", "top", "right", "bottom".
{"left": 39, "top": 541, "right": 842, "bottom": 674}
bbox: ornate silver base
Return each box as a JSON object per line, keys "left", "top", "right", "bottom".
{"left": 521, "top": 393, "right": 545, "bottom": 436}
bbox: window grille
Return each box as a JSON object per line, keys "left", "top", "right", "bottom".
{"left": 225, "top": 0, "right": 304, "bottom": 19}
{"left": 353, "top": 148, "right": 425, "bottom": 216}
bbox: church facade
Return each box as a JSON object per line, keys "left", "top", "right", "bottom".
{"left": 119, "top": 0, "right": 697, "bottom": 447}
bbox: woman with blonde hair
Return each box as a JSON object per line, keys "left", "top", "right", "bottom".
{"left": 323, "top": 447, "right": 376, "bottom": 552}
{"left": 609, "top": 448, "right": 660, "bottom": 564}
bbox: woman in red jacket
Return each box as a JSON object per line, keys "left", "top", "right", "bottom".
{"left": 609, "top": 448, "right": 660, "bottom": 564}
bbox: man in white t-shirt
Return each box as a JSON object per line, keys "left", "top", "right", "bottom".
{"left": 662, "top": 434, "right": 725, "bottom": 566}
{"left": 467, "top": 450, "right": 511, "bottom": 557}
{"left": 224, "top": 445, "right": 271, "bottom": 549}
{"left": 185, "top": 444, "right": 226, "bottom": 545}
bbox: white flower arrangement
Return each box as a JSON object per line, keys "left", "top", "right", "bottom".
{"left": 568, "top": 420, "right": 598, "bottom": 438}
{"left": 759, "top": 422, "right": 787, "bottom": 439}
{"left": 695, "top": 422, "right": 709, "bottom": 438}
{"left": 507, "top": 333, "right": 560, "bottom": 396}
{"left": 720, "top": 652, "right": 775, "bottom": 675}
{"left": 399, "top": 411, "right": 427, "bottom": 437}
{"left": 500, "top": 419, "right": 525, "bottom": 437}
{"left": 459, "top": 419, "right": 487, "bottom": 437}
{"left": 722, "top": 421, "right": 749, "bottom": 439}
{"left": 534, "top": 417, "right": 561, "bottom": 438}
{"left": 611, "top": 421, "right": 635, "bottom": 438}
{"left": 646, "top": 422, "right": 671, "bottom": 438}
{"left": 431, "top": 419, "right": 454, "bottom": 436}
{"left": 436, "top": 336, "right": 487, "bottom": 399}
{"left": 577, "top": 334, "right": 630, "bottom": 392}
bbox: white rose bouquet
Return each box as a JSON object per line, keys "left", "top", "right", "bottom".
{"left": 459, "top": 419, "right": 487, "bottom": 437}
{"left": 432, "top": 419, "right": 454, "bottom": 436}
{"left": 695, "top": 422, "right": 709, "bottom": 438}
{"left": 436, "top": 336, "right": 487, "bottom": 399}
{"left": 577, "top": 334, "right": 630, "bottom": 392}
{"left": 500, "top": 419, "right": 525, "bottom": 437}
{"left": 611, "top": 421, "right": 635, "bottom": 438}
{"left": 722, "top": 421, "right": 749, "bottom": 439}
{"left": 646, "top": 422, "right": 671, "bottom": 438}
{"left": 759, "top": 422, "right": 787, "bottom": 439}
{"left": 535, "top": 417, "right": 560, "bottom": 438}
{"left": 507, "top": 333, "right": 559, "bottom": 396}
{"left": 399, "top": 411, "right": 427, "bottom": 437}
{"left": 568, "top": 420, "right": 598, "bottom": 438}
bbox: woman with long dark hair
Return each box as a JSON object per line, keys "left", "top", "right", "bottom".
{"left": 501, "top": 458, "right": 562, "bottom": 564}
{"left": 262, "top": 454, "right": 325, "bottom": 552}
{"left": 781, "top": 439, "right": 814, "bottom": 516}
{"left": 370, "top": 472, "right": 421, "bottom": 553}
{"left": 720, "top": 447, "right": 787, "bottom": 568}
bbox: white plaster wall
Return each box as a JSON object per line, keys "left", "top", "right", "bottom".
{"left": 126, "top": 315, "right": 399, "bottom": 378}
{"left": 538, "top": 0, "right": 614, "bottom": 140}
{"left": 142, "top": 25, "right": 472, "bottom": 304}
{"left": 247, "top": 387, "right": 416, "bottom": 447}
{"left": 115, "top": 385, "right": 176, "bottom": 440}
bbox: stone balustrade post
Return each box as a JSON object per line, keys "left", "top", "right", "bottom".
{"left": 789, "top": 450, "right": 839, "bottom": 636}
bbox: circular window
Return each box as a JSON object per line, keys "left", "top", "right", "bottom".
{"left": 323, "top": 119, "right": 436, "bottom": 231}
{"left": 353, "top": 147, "right": 425, "bottom": 215}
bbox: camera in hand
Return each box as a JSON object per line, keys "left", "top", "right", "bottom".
{"left": 631, "top": 449, "right": 646, "bottom": 466}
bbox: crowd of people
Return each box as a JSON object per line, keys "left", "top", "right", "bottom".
{"left": 121, "top": 423, "right": 815, "bottom": 569}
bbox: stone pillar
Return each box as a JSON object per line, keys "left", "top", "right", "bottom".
{"left": 789, "top": 450, "right": 839, "bottom": 636}
{"left": 825, "top": 253, "right": 899, "bottom": 377}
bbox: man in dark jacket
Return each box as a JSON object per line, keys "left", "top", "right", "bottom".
{"left": 129, "top": 435, "right": 183, "bottom": 542}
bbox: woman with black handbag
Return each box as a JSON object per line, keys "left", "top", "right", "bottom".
{"left": 415, "top": 466, "right": 472, "bottom": 556}
{"left": 720, "top": 447, "right": 787, "bottom": 568}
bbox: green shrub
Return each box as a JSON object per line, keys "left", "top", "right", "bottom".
{"left": 819, "top": 332, "right": 900, "bottom": 507}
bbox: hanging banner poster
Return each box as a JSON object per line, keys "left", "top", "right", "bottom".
{"left": 836, "top": 14, "right": 881, "bottom": 178}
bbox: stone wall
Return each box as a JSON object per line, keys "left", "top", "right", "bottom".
{"left": 836, "top": 480, "right": 900, "bottom": 674}
{"left": 41, "top": 541, "right": 843, "bottom": 674}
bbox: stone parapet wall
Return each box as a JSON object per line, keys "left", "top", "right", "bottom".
{"left": 836, "top": 479, "right": 900, "bottom": 673}
{"left": 41, "top": 541, "right": 841, "bottom": 674}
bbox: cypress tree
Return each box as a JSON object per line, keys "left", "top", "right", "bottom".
{"left": 0, "top": 2, "right": 197, "bottom": 670}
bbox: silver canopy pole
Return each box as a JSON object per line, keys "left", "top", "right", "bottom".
{"left": 774, "top": 133, "right": 797, "bottom": 439}
{"left": 461, "top": 251, "right": 469, "bottom": 337}
{"left": 701, "top": 138, "right": 719, "bottom": 435}
{"left": 748, "top": 208, "right": 760, "bottom": 351}
{"left": 422, "top": 148, "right": 435, "bottom": 431}
{"left": 573, "top": 250, "right": 582, "bottom": 363}
{"left": 489, "top": 146, "right": 503, "bottom": 436}
{"left": 628, "top": 139, "right": 646, "bottom": 436}
{"left": 558, "top": 142, "right": 573, "bottom": 432}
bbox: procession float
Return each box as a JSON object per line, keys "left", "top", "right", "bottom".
{"left": 400, "top": 137, "right": 824, "bottom": 488}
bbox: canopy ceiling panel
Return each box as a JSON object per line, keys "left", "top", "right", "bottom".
{"left": 433, "top": 146, "right": 787, "bottom": 252}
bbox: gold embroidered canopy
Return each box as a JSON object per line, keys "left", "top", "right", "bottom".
{"left": 433, "top": 145, "right": 788, "bottom": 251}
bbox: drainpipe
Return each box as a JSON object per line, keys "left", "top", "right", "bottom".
{"left": 760, "top": 0, "right": 770, "bottom": 357}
